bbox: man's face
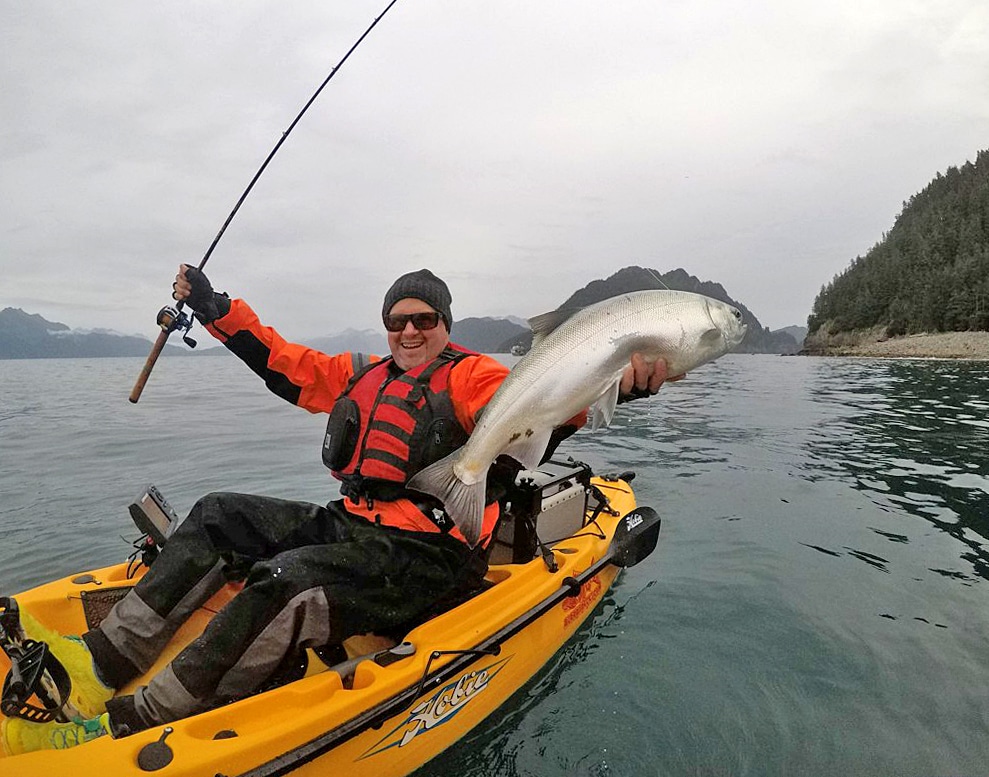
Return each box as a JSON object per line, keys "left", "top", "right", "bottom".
{"left": 386, "top": 298, "right": 450, "bottom": 370}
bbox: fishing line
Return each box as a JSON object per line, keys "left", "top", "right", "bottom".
{"left": 646, "top": 268, "right": 670, "bottom": 290}
{"left": 196, "top": 0, "right": 401, "bottom": 277}
{"left": 130, "top": 0, "right": 402, "bottom": 403}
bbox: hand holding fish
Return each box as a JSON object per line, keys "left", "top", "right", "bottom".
{"left": 619, "top": 353, "right": 684, "bottom": 400}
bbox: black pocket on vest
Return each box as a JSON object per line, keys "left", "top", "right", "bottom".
{"left": 323, "top": 397, "right": 360, "bottom": 470}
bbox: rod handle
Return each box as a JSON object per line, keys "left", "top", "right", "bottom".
{"left": 129, "top": 328, "right": 171, "bottom": 403}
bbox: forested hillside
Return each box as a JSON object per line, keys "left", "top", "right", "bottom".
{"left": 808, "top": 149, "right": 989, "bottom": 338}
{"left": 0, "top": 308, "right": 188, "bottom": 359}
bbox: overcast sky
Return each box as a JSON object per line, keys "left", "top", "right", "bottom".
{"left": 3, "top": 0, "right": 987, "bottom": 342}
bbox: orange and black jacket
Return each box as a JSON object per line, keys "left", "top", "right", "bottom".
{"left": 203, "top": 299, "right": 510, "bottom": 545}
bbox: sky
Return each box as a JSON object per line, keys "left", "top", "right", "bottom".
{"left": 2, "top": 0, "right": 988, "bottom": 342}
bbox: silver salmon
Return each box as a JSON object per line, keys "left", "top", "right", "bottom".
{"left": 408, "top": 289, "right": 747, "bottom": 546}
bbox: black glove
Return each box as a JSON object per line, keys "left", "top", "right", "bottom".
{"left": 617, "top": 385, "right": 654, "bottom": 404}
{"left": 182, "top": 265, "right": 230, "bottom": 324}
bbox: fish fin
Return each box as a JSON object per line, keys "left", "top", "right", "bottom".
{"left": 501, "top": 428, "right": 554, "bottom": 471}
{"left": 407, "top": 452, "right": 487, "bottom": 547}
{"left": 590, "top": 380, "right": 621, "bottom": 431}
{"left": 527, "top": 307, "right": 580, "bottom": 349}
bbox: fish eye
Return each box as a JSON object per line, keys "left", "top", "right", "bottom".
{"left": 732, "top": 308, "right": 742, "bottom": 320}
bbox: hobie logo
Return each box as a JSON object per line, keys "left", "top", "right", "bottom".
{"left": 400, "top": 669, "right": 488, "bottom": 745}
{"left": 360, "top": 656, "right": 512, "bottom": 759}
{"left": 626, "top": 512, "right": 644, "bottom": 530}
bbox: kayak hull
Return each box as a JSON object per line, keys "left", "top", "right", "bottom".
{"left": 1, "top": 474, "right": 640, "bottom": 776}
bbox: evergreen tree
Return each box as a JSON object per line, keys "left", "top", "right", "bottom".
{"left": 808, "top": 149, "right": 989, "bottom": 336}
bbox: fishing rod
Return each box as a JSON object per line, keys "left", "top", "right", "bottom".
{"left": 129, "top": 0, "right": 401, "bottom": 403}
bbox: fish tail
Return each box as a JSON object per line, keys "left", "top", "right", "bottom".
{"left": 407, "top": 452, "right": 487, "bottom": 547}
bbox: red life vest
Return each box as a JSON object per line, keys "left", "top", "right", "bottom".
{"left": 323, "top": 346, "right": 474, "bottom": 508}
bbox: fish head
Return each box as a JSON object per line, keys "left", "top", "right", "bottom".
{"left": 701, "top": 298, "right": 747, "bottom": 355}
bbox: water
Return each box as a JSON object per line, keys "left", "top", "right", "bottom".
{"left": 2, "top": 354, "right": 988, "bottom": 775}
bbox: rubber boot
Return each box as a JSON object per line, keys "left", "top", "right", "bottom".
{"left": 1, "top": 712, "right": 111, "bottom": 756}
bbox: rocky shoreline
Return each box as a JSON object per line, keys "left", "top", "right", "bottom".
{"left": 800, "top": 329, "right": 989, "bottom": 360}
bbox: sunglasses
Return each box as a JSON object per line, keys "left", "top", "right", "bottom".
{"left": 383, "top": 311, "right": 443, "bottom": 332}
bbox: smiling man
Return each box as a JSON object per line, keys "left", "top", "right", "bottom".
{"left": 3, "top": 267, "right": 673, "bottom": 754}
{"left": 385, "top": 297, "right": 451, "bottom": 370}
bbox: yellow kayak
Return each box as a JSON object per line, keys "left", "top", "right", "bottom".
{"left": 0, "top": 461, "right": 660, "bottom": 776}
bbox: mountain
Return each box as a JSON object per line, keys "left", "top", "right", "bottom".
{"left": 0, "top": 308, "right": 188, "bottom": 359}
{"left": 0, "top": 310, "right": 526, "bottom": 360}
{"left": 302, "top": 329, "right": 388, "bottom": 356}
{"left": 4, "top": 268, "right": 795, "bottom": 358}
{"left": 302, "top": 319, "right": 528, "bottom": 355}
{"left": 807, "top": 148, "right": 989, "bottom": 344}
{"left": 450, "top": 317, "right": 528, "bottom": 353}
{"left": 499, "top": 267, "right": 798, "bottom": 355}
{"left": 774, "top": 326, "right": 807, "bottom": 351}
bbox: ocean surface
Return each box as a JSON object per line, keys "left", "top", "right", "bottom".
{"left": 2, "top": 353, "right": 988, "bottom": 776}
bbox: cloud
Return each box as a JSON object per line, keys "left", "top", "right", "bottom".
{"left": 2, "top": 0, "right": 987, "bottom": 340}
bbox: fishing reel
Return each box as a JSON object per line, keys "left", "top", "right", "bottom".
{"left": 156, "top": 305, "right": 197, "bottom": 348}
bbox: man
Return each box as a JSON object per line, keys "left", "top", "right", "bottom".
{"left": 2, "top": 268, "right": 671, "bottom": 754}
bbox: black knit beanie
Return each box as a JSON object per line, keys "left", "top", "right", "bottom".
{"left": 381, "top": 269, "right": 453, "bottom": 331}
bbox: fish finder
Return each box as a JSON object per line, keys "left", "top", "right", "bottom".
{"left": 128, "top": 484, "right": 180, "bottom": 547}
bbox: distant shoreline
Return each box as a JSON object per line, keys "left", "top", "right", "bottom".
{"left": 801, "top": 330, "right": 989, "bottom": 360}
